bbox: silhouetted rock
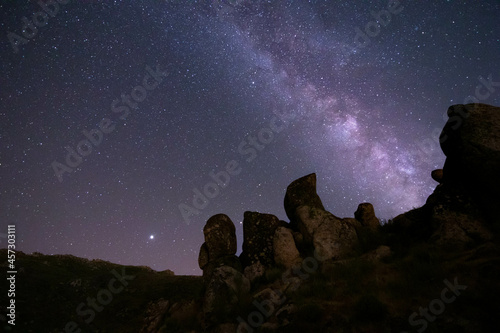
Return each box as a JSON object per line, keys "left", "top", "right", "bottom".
{"left": 431, "top": 169, "right": 444, "bottom": 183}
{"left": 203, "top": 214, "right": 237, "bottom": 259}
{"left": 202, "top": 266, "right": 250, "bottom": 329}
{"left": 202, "top": 255, "right": 242, "bottom": 283}
{"left": 424, "top": 183, "right": 493, "bottom": 247}
{"left": 296, "top": 205, "right": 358, "bottom": 261}
{"left": 273, "top": 226, "right": 302, "bottom": 268}
{"left": 403, "top": 103, "right": 500, "bottom": 246}
{"left": 342, "top": 217, "right": 362, "bottom": 230}
{"left": 200, "top": 214, "right": 241, "bottom": 282}
{"left": 240, "top": 211, "right": 281, "bottom": 267}
{"left": 284, "top": 173, "right": 325, "bottom": 227}
{"left": 198, "top": 242, "right": 209, "bottom": 270}
{"left": 354, "top": 203, "right": 380, "bottom": 230}
{"left": 440, "top": 103, "right": 500, "bottom": 201}
{"left": 430, "top": 208, "right": 493, "bottom": 246}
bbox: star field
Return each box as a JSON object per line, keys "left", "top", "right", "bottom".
{"left": 1, "top": 0, "right": 499, "bottom": 275}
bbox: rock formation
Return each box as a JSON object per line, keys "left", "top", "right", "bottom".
{"left": 440, "top": 103, "right": 500, "bottom": 208}
{"left": 273, "top": 226, "right": 302, "bottom": 268}
{"left": 9, "top": 105, "right": 499, "bottom": 333}
{"left": 240, "top": 211, "right": 281, "bottom": 267}
{"left": 194, "top": 104, "right": 500, "bottom": 332}
{"left": 284, "top": 173, "right": 325, "bottom": 228}
{"left": 202, "top": 266, "right": 250, "bottom": 329}
{"left": 203, "top": 214, "right": 237, "bottom": 259}
{"left": 354, "top": 202, "right": 380, "bottom": 230}
{"left": 198, "top": 214, "right": 250, "bottom": 330}
{"left": 198, "top": 242, "right": 209, "bottom": 270}
{"left": 199, "top": 214, "right": 240, "bottom": 282}
{"left": 431, "top": 169, "right": 444, "bottom": 183}
{"left": 391, "top": 103, "right": 500, "bottom": 247}
{"left": 296, "top": 205, "right": 358, "bottom": 261}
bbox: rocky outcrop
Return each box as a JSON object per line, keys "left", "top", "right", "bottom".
{"left": 240, "top": 211, "right": 281, "bottom": 267}
{"left": 388, "top": 104, "right": 500, "bottom": 248}
{"left": 202, "top": 266, "right": 250, "bottom": 329}
{"left": 431, "top": 169, "right": 444, "bottom": 183}
{"left": 10, "top": 104, "right": 500, "bottom": 333}
{"left": 354, "top": 203, "right": 380, "bottom": 230}
{"left": 283, "top": 173, "right": 360, "bottom": 261}
{"left": 440, "top": 103, "right": 500, "bottom": 202}
{"left": 199, "top": 214, "right": 239, "bottom": 281}
{"left": 273, "top": 226, "right": 302, "bottom": 268}
{"left": 202, "top": 255, "right": 242, "bottom": 285}
{"left": 284, "top": 173, "right": 325, "bottom": 227}
{"left": 296, "top": 206, "right": 358, "bottom": 261}
{"left": 203, "top": 214, "right": 237, "bottom": 259}
{"left": 198, "top": 214, "right": 249, "bottom": 331}
{"left": 195, "top": 104, "right": 500, "bottom": 331}
{"left": 198, "top": 242, "right": 209, "bottom": 270}
{"left": 430, "top": 209, "right": 493, "bottom": 246}
{"left": 425, "top": 184, "right": 493, "bottom": 247}
{"left": 427, "top": 103, "right": 500, "bottom": 244}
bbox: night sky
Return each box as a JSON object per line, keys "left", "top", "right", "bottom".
{"left": 1, "top": 1, "right": 499, "bottom": 275}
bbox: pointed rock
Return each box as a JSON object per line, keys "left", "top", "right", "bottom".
{"left": 284, "top": 173, "right": 325, "bottom": 228}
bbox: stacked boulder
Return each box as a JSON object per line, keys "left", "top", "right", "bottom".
{"left": 240, "top": 211, "right": 281, "bottom": 267}
{"left": 198, "top": 214, "right": 250, "bottom": 331}
{"left": 440, "top": 103, "right": 500, "bottom": 199}
{"left": 284, "top": 173, "right": 359, "bottom": 261}
{"left": 433, "top": 104, "right": 500, "bottom": 245}
{"left": 392, "top": 103, "right": 500, "bottom": 247}
{"left": 284, "top": 173, "right": 325, "bottom": 229}
{"left": 191, "top": 103, "right": 500, "bottom": 331}
{"left": 198, "top": 214, "right": 240, "bottom": 281}
{"left": 197, "top": 174, "right": 386, "bottom": 331}
{"left": 239, "top": 211, "right": 303, "bottom": 280}
{"left": 354, "top": 203, "right": 380, "bottom": 230}
{"left": 273, "top": 226, "right": 302, "bottom": 269}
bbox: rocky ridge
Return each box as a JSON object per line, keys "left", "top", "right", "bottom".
{"left": 195, "top": 103, "right": 500, "bottom": 332}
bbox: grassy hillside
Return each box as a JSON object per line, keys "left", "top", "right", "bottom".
{"left": 0, "top": 250, "right": 203, "bottom": 333}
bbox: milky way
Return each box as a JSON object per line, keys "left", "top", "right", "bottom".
{"left": 1, "top": 1, "right": 499, "bottom": 275}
